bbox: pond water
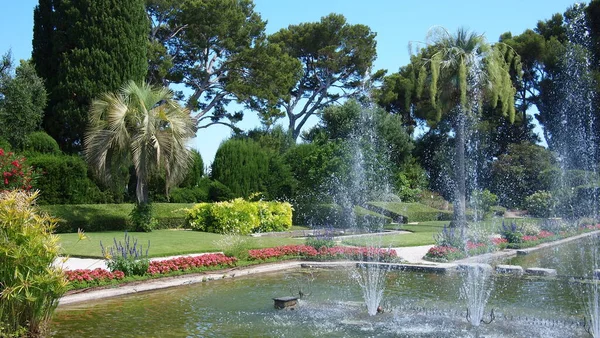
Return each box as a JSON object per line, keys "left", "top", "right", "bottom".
{"left": 504, "top": 235, "right": 600, "bottom": 278}
{"left": 51, "top": 268, "right": 589, "bottom": 337}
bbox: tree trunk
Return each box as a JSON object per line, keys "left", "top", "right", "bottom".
{"left": 136, "top": 175, "right": 148, "bottom": 205}
{"left": 453, "top": 110, "right": 467, "bottom": 244}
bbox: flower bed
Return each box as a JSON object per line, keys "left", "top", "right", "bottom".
{"left": 65, "top": 254, "right": 237, "bottom": 289}
{"left": 65, "top": 268, "right": 125, "bottom": 289}
{"left": 248, "top": 245, "right": 397, "bottom": 262}
{"left": 147, "top": 254, "right": 237, "bottom": 275}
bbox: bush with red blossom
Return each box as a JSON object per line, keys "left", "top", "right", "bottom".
{"left": 147, "top": 254, "right": 237, "bottom": 275}
{"left": 247, "top": 245, "right": 397, "bottom": 262}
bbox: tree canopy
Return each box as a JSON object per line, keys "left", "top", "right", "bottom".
{"left": 146, "top": 0, "right": 300, "bottom": 131}
{"left": 0, "top": 54, "right": 47, "bottom": 149}
{"left": 266, "top": 13, "right": 378, "bottom": 140}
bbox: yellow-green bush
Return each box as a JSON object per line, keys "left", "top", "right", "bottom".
{"left": 0, "top": 191, "right": 67, "bottom": 337}
{"left": 185, "top": 199, "right": 293, "bottom": 234}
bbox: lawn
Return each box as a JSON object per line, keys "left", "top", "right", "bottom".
{"left": 59, "top": 230, "right": 304, "bottom": 258}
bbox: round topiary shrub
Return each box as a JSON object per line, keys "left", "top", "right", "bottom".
{"left": 23, "top": 131, "right": 60, "bottom": 154}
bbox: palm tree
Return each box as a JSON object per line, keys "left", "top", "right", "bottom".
{"left": 85, "top": 81, "right": 196, "bottom": 206}
{"left": 415, "top": 27, "right": 518, "bottom": 243}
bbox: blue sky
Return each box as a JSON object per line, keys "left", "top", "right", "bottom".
{"left": 1, "top": 0, "right": 579, "bottom": 164}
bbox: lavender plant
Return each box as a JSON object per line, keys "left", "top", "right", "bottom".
{"left": 100, "top": 232, "right": 150, "bottom": 276}
{"left": 306, "top": 226, "right": 336, "bottom": 249}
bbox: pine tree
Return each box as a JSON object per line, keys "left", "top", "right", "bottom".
{"left": 32, "top": 0, "right": 148, "bottom": 153}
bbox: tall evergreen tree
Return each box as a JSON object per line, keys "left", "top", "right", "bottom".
{"left": 32, "top": 0, "right": 148, "bottom": 153}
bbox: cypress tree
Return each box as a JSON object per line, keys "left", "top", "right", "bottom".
{"left": 32, "top": 0, "right": 148, "bottom": 153}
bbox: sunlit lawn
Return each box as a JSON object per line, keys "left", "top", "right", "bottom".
{"left": 59, "top": 230, "right": 305, "bottom": 258}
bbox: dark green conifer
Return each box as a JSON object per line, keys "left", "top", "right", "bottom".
{"left": 32, "top": 0, "right": 148, "bottom": 153}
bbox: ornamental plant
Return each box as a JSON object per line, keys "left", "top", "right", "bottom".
{"left": 100, "top": 232, "right": 150, "bottom": 276}
{"left": 185, "top": 199, "right": 293, "bottom": 234}
{"left": 247, "top": 245, "right": 396, "bottom": 262}
{"left": 0, "top": 148, "right": 39, "bottom": 191}
{"left": 0, "top": 190, "right": 67, "bottom": 337}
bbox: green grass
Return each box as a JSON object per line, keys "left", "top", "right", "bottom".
{"left": 60, "top": 230, "right": 304, "bottom": 258}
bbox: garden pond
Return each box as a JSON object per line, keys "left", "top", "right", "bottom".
{"left": 51, "top": 264, "right": 592, "bottom": 337}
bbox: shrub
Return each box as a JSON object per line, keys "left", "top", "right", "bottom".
{"left": 26, "top": 153, "right": 109, "bottom": 204}
{"left": 169, "top": 186, "right": 209, "bottom": 203}
{"left": 293, "top": 203, "right": 391, "bottom": 228}
{"left": 306, "top": 228, "right": 336, "bottom": 250}
{"left": 433, "top": 224, "right": 463, "bottom": 249}
{"left": 293, "top": 203, "right": 343, "bottom": 227}
{"left": 100, "top": 232, "right": 150, "bottom": 276}
{"left": 127, "top": 203, "right": 157, "bottom": 232}
{"left": 208, "top": 180, "right": 235, "bottom": 202}
{"left": 213, "top": 234, "right": 251, "bottom": 260}
{"left": 185, "top": 199, "right": 293, "bottom": 235}
{"left": 22, "top": 131, "right": 60, "bottom": 154}
{"left": 500, "top": 221, "right": 524, "bottom": 244}
{"left": 469, "top": 189, "right": 498, "bottom": 216}
{"left": 0, "top": 191, "right": 67, "bottom": 336}
{"left": 525, "top": 191, "right": 554, "bottom": 218}
{"left": 520, "top": 221, "right": 541, "bottom": 236}
{"left": 256, "top": 201, "right": 294, "bottom": 233}
{"left": 0, "top": 149, "right": 39, "bottom": 192}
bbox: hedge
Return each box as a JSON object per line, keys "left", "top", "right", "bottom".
{"left": 40, "top": 203, "right": 192, "bottom": 233}
{"left": 185, "top": 199, "right": 293, "bottom": 234}
{"left": 292, "top": 204, "right": 391, "bottom": 229}
{"left": 366, "top": 202, "right": 453, "bottom": 223}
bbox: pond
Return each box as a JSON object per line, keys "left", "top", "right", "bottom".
{"left": 51, "top": 267, "right": 589, "bottom": 337}
{"left": 503, "top": 235, "right": 600, "bottom": 278}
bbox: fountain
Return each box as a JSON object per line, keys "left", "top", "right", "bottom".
{"left": 48, "top": 9, "right": 600, "bottom": 338}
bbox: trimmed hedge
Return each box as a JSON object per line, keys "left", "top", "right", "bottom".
{"left": 40, "top": 203, "right": 192, "bottom": 233}
{"left": 367, "top": 202, "right": 453, "bottom": 223}
{"left": 292, "top": 203, "right": 391, "bottom": 229}
{"left": 185, "top": 199, "right": 293, "bottom": 234}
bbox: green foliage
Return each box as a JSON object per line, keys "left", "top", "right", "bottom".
{"left": 212, "top": 234, "right": 252, "bottom": 260}
{"left": 0, "top": 149, "right": 39, "bottom": 192}
{"left": 368, "top": 202, "right": 453, "bottom": 223}
{"left": 0, "top": 191, "right": 67, "bottom": 337}
{"left": 22, "top": 131, "right": 60, "bottom": 154}
{"left": 179, "top": 149, "right": 204, "bottom": 188}
{"left": 0, "top": 137, "right": 11, "bottom": 152}
{"left": 490, "top": 142, "right": 556, "bottom": 208}
{"left": 0, "top": 58, "right": 47, "bottom": 150}
{"left": 41, "top": 203, "right": 191, "bottom": 233}
{"left": 208, "top": 180, "right": 235, "bottom": 202}
{"left": 26, "top": 153, "right": 109, "bottom": 205}
{"left": 305, "top": 229, "right": 336, "bottom": 250}
{"left": 469, "top": 189, "right": 498, "bottom": 218}
{"left": 500, "top": 220, "right": 524, "bottom": 244}
{"left": 185, "top": 199, "right": 293, "bottom": 235}
{"left": 267, "top": 13, "right": 377, "bottom": 140}
{"left": 127, "top": 203, "right": 158, "bottom": 232}
{"left": 170, "top": 177, "right": 211, "bottom": 203}
{"left": 147, "top": 0, "right": 296, "bottom": 130}
{"left": 85, "top": 82, "right": 195, "bottom": 205}
{"left": 525, "top": 191, "right": 555, "bottom": 218}
{"left": 101, "top": 232, "right": 150, "bottom": 276}
{"left": 33, "top": 0, "right": 148, "bottom": 153}
{"left": 292, "top": 204, "right": 391, "bottom": 229}
{"left": 433, "top": 224, "right": 462, "bottom": 248}
{"left": 211, "top": 138, "right": 295, "bottom": 200}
